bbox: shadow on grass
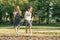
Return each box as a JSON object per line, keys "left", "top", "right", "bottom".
{"left": 0, "top": 24, "right": 12, "bottom": 27}
{"left": 33, "top": 23, "right": 60, "bottom": 27}
{"left": 0, "top": 23, "right": 60, "bottom": 27}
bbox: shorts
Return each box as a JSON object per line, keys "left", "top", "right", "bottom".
{"left": 13, "top": 17, "right": 20, "bottom": 26}
{"left": 24, "top": 20, "right": 30, "bottom": 26}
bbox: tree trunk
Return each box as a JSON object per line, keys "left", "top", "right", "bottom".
{"left": 46, "top": 4, "right": 49, "bottom": 24}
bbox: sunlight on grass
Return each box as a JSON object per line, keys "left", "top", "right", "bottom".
{"left": 0, "top": 28, "right": 60, "bottom": 37}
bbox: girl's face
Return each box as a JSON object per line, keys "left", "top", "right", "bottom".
{"left": 29, "top": 7, "right": 32, "bottom": 12}
{"left": 28, "top": 7, "right": 32, "bottom": 12}
{"left": 16, "top": 6, "right": 20, "bottom": 9}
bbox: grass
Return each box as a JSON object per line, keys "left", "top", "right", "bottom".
{"left": 0, "top": 29, "right": 60, "bottom": 37}
{"left": 33, "top": 23, "right": 60, "bottom": 27}
{"left": 0, "top": 25, "right": 60, "bottom": 37}
{"left": 0, "top": 23, "right": 60, "bottom": 27}
{"left": 0, "top": 23, "right": 60, "bottom": 37}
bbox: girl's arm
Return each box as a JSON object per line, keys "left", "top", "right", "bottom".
{"left": 18, "top": 9, "right": 22, "bottom": 16}
{"left": 13, "top": 12, "right": 16, "bottom": 19}
{"left": 24, "top": 12, "right": 28, "bottom": 19}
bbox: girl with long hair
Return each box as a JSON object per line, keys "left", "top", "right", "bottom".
{"left": 13, "top": 6, "right": 22, "bottom": 36}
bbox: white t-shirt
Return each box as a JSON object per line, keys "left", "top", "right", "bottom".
{"left": 13, "top": 11, "right": 18, "bottom": 16}
{"left": 25, "top": 11, "right": 31, "bottom": 21}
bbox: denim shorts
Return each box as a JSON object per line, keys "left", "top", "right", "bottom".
{"left": 13, "top": 17, "right": 20, "bottom": 26}
{"left": 24, "top": 20, "right": 30, "bottom": 26}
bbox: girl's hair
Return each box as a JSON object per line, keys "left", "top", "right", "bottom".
{"left": 26, "top": 6, "right": 32, "bottom": 11}
{"left": 14, "top": 6, "right": 22, "bottom": 16}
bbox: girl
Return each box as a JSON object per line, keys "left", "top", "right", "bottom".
{"left": 24, "top": 6, "right": 33, "bottom": 35}
{"left": 13, "top": 6, "right": 22, "bottom": 36}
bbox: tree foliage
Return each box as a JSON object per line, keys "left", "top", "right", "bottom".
{"left": 0, "top": 0, "right": 60, "bottom": 24}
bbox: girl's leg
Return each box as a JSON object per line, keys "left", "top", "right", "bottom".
{"left": 29, "top": 26, "right": 31, "bottom": 33}
{"left": 29, "top": 22, "right": 32, "bottom": 35}
{"left": 26, "top": 26, "right": 29, "bottom": 33}
{"left": 18, "top": 25, "right": 20, "bottom": 30}
{"left": 26, "top": 26, "right": 27, "bottom": 33}
{"left": 29, "top": 26, "right": 32, "bottom": 35}
{"left": 16, "top": 27, "right": 18, "bottom": 36}
{"left": 15, "top": 26, "right": 18, "bottom": 36}
{"left": 17, "top": 25, "right": 21, "bottom": 34}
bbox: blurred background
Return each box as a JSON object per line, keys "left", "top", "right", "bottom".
{"left": 0, "top": 0, "right": 60, "bottom": 26}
